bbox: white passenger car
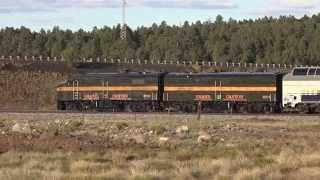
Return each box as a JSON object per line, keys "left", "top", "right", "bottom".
{"left": 283, "top": 67, "right": 320, "bottom": 113}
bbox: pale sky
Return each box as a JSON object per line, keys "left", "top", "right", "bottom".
{"left": 0, "top": 0, "right": 319, "bottom": 31}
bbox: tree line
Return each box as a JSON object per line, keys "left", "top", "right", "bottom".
{"left": 1, "top": 14, "right": 320, "bottom": 65}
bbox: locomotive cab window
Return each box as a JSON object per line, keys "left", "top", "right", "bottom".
{"left": 293, "top": 68, "right": 308, "bottom": 76}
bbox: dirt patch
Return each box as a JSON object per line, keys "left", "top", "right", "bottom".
{"left": 0, "top": 133, "right": 155, "bottom": 153}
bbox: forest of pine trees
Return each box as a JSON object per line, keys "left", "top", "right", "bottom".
{"left": 1, "top": 14, "right": 320, "bottom": 65}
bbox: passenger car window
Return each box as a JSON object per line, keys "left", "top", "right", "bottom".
{"left": 293, "top": 68, "right": 308, "bottom": 76}
{"left": 308, "top": 69, "right": 316, "bottom": 76}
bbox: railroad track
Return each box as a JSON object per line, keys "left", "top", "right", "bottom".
{"left": 0, "top": 109, "right": 318, "bottom": 117}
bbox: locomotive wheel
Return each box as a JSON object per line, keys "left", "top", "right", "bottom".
{"left": 166, "top": 103, "right": 183, "bottom": 113}
{"left": 57, "top": 101, "right": 66, "bottom": 110}
{"left": 263, "top": 104, "right": 274, "bottom": 114}
{"left": 296, "top": 104, "right": 309, "bottom": 114}
{"left": 66, "top": 102, "right": 79, "bottom": 111}
{"left": 239, "top": 105, "right": 248, "bottom": 114}
{"left": 131, "top": 103, "right": 147, "bottom": 112}
{"left": 124, "top": 104, "right": 132, "bottom": 112}
{"left": 255, "top": 104, "right": 265, "bottom": 113}
{"left": 263, "top": 105, "right": 269, "bottom": 114}
{"left": 147, "top": 103, "right": 152, "bottom": 112}
{"left": 182, "top": 104, "right": 195, "bottom": 113}
{"left": 140, "top": 103, "right": 146, "bottom": 112}
{"left": 308, "top": 106, "right": 316, "bottom": 114}
{"left": 315, "top": 105, "right": 320, "bottom": 114}
{"left": 129, "top": 103, "right": 139, "bottom": 112}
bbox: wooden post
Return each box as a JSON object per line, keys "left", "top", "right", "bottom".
{"left": 197, "top": 101, "right": 202, "bottom": 121}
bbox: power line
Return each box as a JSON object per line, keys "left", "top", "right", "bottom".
{"left": 120, "top": 0, "right": 127, "bottom": 40}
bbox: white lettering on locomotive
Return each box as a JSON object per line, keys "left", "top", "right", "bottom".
{"left": 223, "top": 95, "right": 247, "bottom": 102}
{"left": 83, "top": 93, "right": 99, "bottom": 100}
{"left": 195, "top": 95, "right": 212, "bottom": 101}
{"left": 111, "top": 94, "right": 130, "bottom": 100}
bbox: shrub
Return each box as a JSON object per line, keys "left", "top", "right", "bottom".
{"left": 145, "top": 160, "right": 175, "bottom": 171}
{"left": 174, "top": 148, "right": 194, "bottom": 161}
{"left": 151, "top": 125, "right": 167, "bottom": 135}
{"left": 68, "top": 120, "right": 84, "bottom": 131}
{"left": 116, "top": 122, "right": 129, "bottom": 130}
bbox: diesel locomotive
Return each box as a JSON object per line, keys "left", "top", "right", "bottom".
{"left": 56, "top": 71, "right": 283, "bottom": 113}
{"left": 56, "top": 67, "right": 320, "bottom": 113}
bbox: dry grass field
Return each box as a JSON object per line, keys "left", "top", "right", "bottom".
{"left": 0, "top": 113, "right": 320, "bottom": 180}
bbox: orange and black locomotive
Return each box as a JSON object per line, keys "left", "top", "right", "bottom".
{"left": 57, "top": 71, "right": 283, "bottom": 113}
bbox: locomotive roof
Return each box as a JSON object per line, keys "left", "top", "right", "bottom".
{"left": 167, "top": 72, "right": 278, "bottom": 76}
{"left": 74, "top": 72, "right": 162, "bottom": 77}
{"left": 283, "top": 67, "right": 320, "bottom": 81}
{"left": 70, "top": 72, "right": 280, "bottom": 78}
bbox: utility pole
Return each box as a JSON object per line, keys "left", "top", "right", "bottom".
{"left": 120, "top": 0, "right": 127, "bottom": 40}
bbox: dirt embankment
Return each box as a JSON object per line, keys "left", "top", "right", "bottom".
{"left": 0, "top": 71, "right": 66, "bottom": 110}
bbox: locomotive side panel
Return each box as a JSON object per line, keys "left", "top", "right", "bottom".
{"left": 163, "top": 73, "right": 278, "bottom": 113}
{"left": 57, "top": 73, "right": 161, "bottom": 111}
{"left": 164, "top": 73, "right": 277, "bottom": 102}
